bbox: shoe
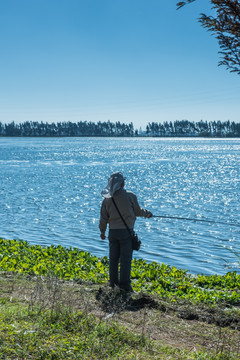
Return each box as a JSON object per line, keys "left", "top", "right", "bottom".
{"left": 119, "top": 287, "right": 134, "bottom": 294}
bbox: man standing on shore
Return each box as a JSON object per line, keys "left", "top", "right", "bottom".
{"left": 99, "top": 171, "right": 152, "bottom": 292}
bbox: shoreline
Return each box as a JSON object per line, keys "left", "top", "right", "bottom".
{"left": 0, "top": 244, "right": 240, "bottom": 359}
{"left": 1, "top": 238, "right": 240, "bottom": 359}
{"left": 1, "top": 238, "right": 240, "bottom": 305}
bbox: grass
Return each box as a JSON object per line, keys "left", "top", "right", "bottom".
{"left": 0, "top": 304, "right": 149, "bottom": 359}
{"left": 0, "top": 239, "right": 240, "bottom": 359}
{"left": 1, "top": 238, "right": 240, "bottom": 304}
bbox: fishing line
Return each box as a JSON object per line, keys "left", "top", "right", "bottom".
{"left": 153, "top": 215, "right": 240, "bottom": 228}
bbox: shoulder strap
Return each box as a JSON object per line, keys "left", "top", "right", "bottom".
{"left": 111, "top": 197, "right": 131, "bottom": 235}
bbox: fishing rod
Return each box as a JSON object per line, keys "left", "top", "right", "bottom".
{"left": 152, "top": 215, "right": 240, "bottom": 228}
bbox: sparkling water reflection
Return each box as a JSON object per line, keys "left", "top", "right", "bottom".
{"left": 0, "top": 137, "right": 239, "bottom": 275}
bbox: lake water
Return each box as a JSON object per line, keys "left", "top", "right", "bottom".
{"left": 0, "top": 137, "right": 239, "bottom": 275}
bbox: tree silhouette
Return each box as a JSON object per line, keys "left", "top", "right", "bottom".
{"left": 177, "top": 0, "right": 240, "bottom": 74}
{"left": 0, "top": 120, "right": 239, "bottom": 137}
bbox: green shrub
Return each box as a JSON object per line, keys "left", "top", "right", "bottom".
{"left": 1, "top": 239, "right": 240, "bottom": 305}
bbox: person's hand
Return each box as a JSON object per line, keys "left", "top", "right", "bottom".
{"left": 100, "top": 233, "right": 106, "bottom": 240}
{"left": 147, "top": 212, "right": 153, "bottom": 218}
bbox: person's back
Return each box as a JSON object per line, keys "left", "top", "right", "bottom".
{"left": 99, "top": 172, "right": 152, "bottom": 292}
{"left": 100, "top": 187, "right": 151, "bottom": 232}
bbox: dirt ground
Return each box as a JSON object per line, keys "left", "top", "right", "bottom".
{"left": 1, "top": 272, "right": 240, "bottom": 356}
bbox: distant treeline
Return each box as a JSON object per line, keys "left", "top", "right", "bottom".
{"left": 0, "top": 120, "right": 240, "bottom": 137}
{"left": 146, "top": 120, "right": 240, "bottom": 137}
{"left": 0, "top": 121, "right": 135, "bottom": 137}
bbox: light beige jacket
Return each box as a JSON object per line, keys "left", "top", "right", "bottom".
{"left": 99, "top": 187, "right": 151, "bottom": 234}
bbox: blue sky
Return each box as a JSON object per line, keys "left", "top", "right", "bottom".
{"left": 1, "top": 0, "right": 240, "bottom": 129}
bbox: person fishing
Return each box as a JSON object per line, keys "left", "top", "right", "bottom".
{"left": 99, "top": 171, "right": 152, "bottom": 292}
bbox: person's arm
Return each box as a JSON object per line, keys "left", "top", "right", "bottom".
{"left": 130, "top": 193, "right": 152, "bottom": 218}
{"left": 99, "top": 200, "right": 109, "bottom": 239}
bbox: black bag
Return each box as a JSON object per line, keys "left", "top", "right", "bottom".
{"left": 112, "top": 197, "right": 141, "bottom": 251}
{"left": 131, "top": 231, "right": 141, "bottom": 251}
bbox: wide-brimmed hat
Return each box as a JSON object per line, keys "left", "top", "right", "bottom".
{"left": 101, "top": 172, "right": 125, "bottom": 198}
